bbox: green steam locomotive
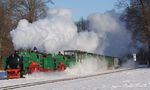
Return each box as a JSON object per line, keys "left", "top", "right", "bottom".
{"left": 1, "top": 49, "right": 120, "bottom": 79}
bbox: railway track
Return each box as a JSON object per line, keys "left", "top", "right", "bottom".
{"left": 0, "top": 68, "right": 137, "bottom": 90}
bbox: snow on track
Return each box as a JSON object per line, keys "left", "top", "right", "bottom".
{"left": 0, "top": 68, "right": 136, "bottom": 90}
{"left": 3, "top": 68, "right": 150, "bottom": 90}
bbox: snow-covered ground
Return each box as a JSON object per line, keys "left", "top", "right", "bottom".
{"left": 1, "top": 68, "right": 150, "bottom": 90}
{"left": 17, "top": 68, "right": 150, "bottom": 90}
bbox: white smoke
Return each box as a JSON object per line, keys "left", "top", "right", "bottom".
{"left": 88, "top": 10, "right": 131, "bottom": 57}
{"left": 10, "top": 8, "right": 131, "bottom": 56}
{"left": 10, "top": 8, "right": 99, "bottom": 53}
{"left": 70, "top": 31, "right": 99, "bottom": 52}
{"left": 65, "top": 57, "right": 108, "bottom": 75}
{"left": 121, "top": 59, "right": 136, "bottom": 68}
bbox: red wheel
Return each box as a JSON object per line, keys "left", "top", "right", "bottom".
{"left": 59, "top": 62, "right": 66, "bottom": 71}
{"left": 28, "top": 61, "right": 40, "bottom": 73}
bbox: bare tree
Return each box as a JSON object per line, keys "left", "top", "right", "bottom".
{"left": 14, "top": 0, "right": 54, "bottom": 23}
{"left": 76, "top": 17, "right": 90, "bottom": 32}
{"left": 0, "top": 0, "right": 53, "bottom": 69}
{"left": 118, "top": 0, "right": 150, "bottom": 45}
{"left": 117, "top": 0, "right": 150, "bottom": 65}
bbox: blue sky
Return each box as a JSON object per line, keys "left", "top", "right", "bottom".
{"left": 49, "top": 0, "right": 117, "bottom": 21}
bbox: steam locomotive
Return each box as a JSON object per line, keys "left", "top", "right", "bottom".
{"left": 0, "top": 49, "right": 121, "bottom": 79}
